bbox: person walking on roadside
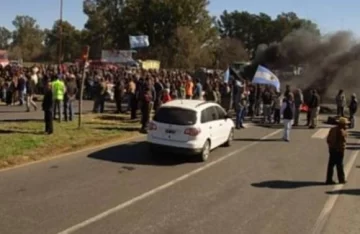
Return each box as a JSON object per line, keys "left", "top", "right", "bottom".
{"left": 52, "top": 75, "right": 66, "bottom": 122}
{"left": 349, "top": 93, "right": 358, "bottom": 129}
{"left": 293, "top": 88, "right": 303, "bottom": 126}
{"left": 335, "top": 89, "right": 346, "bottom": 117}
{"left": 42, "top": 81, "right": 54, "bottom": 135}
{"left": 325, "top": 117, "right": 348, "bottom": 184}
{"left": 281, "top": 93, "right": 295, "bottom": 142}
{"left": 309, "top": 89, "right": 320, "bottom": 129}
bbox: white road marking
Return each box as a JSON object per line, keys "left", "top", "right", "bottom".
{"left": 57, "top": 129, "right": 282, "bottom": 234}
{"left": 311, "top": 129, "right": 330, "bottom": 139}
{"left": 312, "top": 141, "right": 360, "bottom": 234}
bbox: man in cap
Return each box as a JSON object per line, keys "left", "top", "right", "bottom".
{"left": 325, "top": 117, "right": 348, "bottom": 184}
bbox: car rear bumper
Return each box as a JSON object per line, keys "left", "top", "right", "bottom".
{"left": 148, "top": 143, "right": 202, "bottom": 155}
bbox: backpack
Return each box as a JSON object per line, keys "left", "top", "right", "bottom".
{"left": 283, "top": 101, "right": 293, "bottom": 119}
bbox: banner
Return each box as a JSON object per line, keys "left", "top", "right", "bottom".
{"left": 129, "top": 35, "right": 150, "bottom": 49}
{"left": 223, "top": 67, "right": 230, "bottom": 83}
{"left": 252, "top": 65, "right": 280, "bottom": 91}
{"left": 101, "top": 50, "right": 134, "bottom": 63}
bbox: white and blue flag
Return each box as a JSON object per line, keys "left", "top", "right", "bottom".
{"left": 252, "top": 65, "right": 280, "bottom": 91}
{"left": 129, "top": 35, "right": 150, "bottom": 49}
{"left": 223, "top": 67, "right": 230, "bottom": 83}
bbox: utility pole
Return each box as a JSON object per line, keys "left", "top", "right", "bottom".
{"left": 78, "top": 45, "right": 90, "bottom": 129}
{"left": 58, "top": 0, "right": 63, "bottom": 68}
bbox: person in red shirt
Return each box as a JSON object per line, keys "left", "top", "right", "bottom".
{"left": 161, "top": 88, "right": 172, "bottom": 104}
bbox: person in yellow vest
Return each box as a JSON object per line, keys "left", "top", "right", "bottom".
{"left": 51, "top": 75, "right": 66, "bottom": 122}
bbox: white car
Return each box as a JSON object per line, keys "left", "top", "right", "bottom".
{"left": 147, "top": 100, "right": 235, "bottom": 162}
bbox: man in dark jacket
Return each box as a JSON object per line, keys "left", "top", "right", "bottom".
{"left": 309, "top": 89, "right": 320, "bottom": 129}
{"left": 42, "top": 81, "right": 53, "bottom": 134}
{"left": 114, "top": 78, "right": 125, "bottom": 113}
{"left": 140, "top": 85, "right": 153, "bottom": 133}
{"left": 26, "top": 76, "right": 37, "bottom": 112}
{"left": 64, "top": 75, "right": 78, "bottom": 121}
{"left": 326, "top": 117, "right": 348, "bottom": 184}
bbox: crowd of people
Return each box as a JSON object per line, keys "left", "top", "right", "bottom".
{"left": 0, "top": 64, "right": 358, "bottom": 136}
{"left": 0, "top": 63, "right": 359, "bottom": 184}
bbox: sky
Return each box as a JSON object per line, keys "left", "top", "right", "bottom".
{"left": 0, "top": 0, "right": 359, "bottom": 36}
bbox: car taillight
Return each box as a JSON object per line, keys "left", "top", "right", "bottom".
{"left": 148, "top": 122, "right": 157, "bottom": 131}
{"left": 184, "top": 128, "right": 201, "bottom": 136}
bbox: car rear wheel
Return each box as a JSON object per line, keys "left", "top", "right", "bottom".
{"left": 224, "top": 128, "right": 234, "bottom": 147}
{"left": 198, "top": 140, "right": 210, "bottom": 162}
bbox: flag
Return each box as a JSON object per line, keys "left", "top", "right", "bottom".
{"left": 223, "top": 67, "right": 230, "bottom": 83}
{"left": 129, "top": 35, "right": 150, "bottom": 49}
{"left": 252, "top": 65, "right": 280, "bottom": 91}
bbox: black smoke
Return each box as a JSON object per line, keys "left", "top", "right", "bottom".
{"left": 244, "top": 29, "right": 360, "bottom": 99}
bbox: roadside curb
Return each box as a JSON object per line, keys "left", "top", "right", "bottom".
{"left": 0, "top": 134, "right": 146, "bottom": 173}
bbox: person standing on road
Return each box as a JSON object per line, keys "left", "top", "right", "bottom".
{"left": 325, "top": 117, "right": 348, "bottom": 184}
{"left": 234, "top": 85, "right": 247, "bottom": 129}
{"left": 349, "top": 93, "right": 358, "bottom": 129}
{"left": 52, "top": 75, "right": 66, "bottom": 122}
{"left": 42, "top": 81, "right": 54, "bottom": 135}
{"left": 293, "top": 88, "right": 303, "bottom": 126}
{"left": 25, "top": 75, "right": 37, "bottom": 112}
{"left": 140, "top": 85, "right": 153, "bottom": 133}
{"left": 309, "top": 89, "right": 320, "bottom": 129}
{"left": 185, "top": 76, "right": 193, "bottom": 99}
{"left": 335, "top": 89, "right": 346, "bottom": 117}
{"left": 262, "top": 87, "right": 273, "bottom": 124}
{"left": 64, "top": 74, "right": 78, "bottom": 121}
{"left": 273, "top": 91, "right": 282, "bottom": 124}
{"left": 281, "top": 93, "right": 295, "bottom": 142}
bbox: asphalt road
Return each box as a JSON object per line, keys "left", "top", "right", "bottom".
{"left": 0, "top": 114, "right": 359, "bottom": 234}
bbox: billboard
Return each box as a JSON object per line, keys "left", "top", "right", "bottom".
{"left": 101, "top": 50, "right": 135, "bottom": 63}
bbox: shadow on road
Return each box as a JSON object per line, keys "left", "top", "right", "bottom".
{"left": 326, "top": 189, "right": 360, "bottom": 196}
{"left": 235, "top": 138, "right": 281, "bottom": 142}
{"left": 1, "top": 119, "right": 43, "bottom": 123}
{"left": 0, "top": 129, "right": 44, "bottom": 135}
{"left": 251, "top": 180, "right": 326, "bottom": 189}
{"left": 88, "top": 141, "right": 193, "bottom": 166}
{"left": 93, "top": 126, "right": 140, "bottom": 132}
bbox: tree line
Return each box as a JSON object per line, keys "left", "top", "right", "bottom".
{"left": 0, "top": 0, "right": 320, "bottom": 69}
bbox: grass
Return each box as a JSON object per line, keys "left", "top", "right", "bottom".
{"left": 0, "top": 113, "right": 142, "bottom": 169}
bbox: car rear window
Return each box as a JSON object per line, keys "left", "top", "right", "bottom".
{"left": 153, "top": 107, "right": 197, "bottom": 125}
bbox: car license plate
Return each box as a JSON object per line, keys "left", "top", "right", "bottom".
{"left": 165, "top": 129, "right": 176, "bottom": 134}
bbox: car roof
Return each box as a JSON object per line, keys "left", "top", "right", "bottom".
{"left": 160, "top": 99, "right": 217, "bottom": 111}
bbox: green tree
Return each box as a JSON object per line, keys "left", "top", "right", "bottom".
{"left": 214, "top": 37, "right": 248, "bottom": 69}
{"left": 0, "top": 27, "right": 12, "bottom": 49}
{"left": 11, "top": 15, "right": 44, "bottom": 61}
{"left": 83, "top": 0, "right": 218, "bottom": 68}
{"left": 44, "top": 20, "right": 83, "bottom": 62}
{"left": 217, "top": 11, "right": 320, "bottom": 58}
